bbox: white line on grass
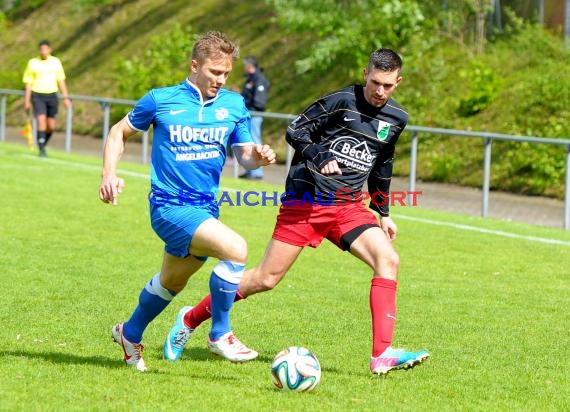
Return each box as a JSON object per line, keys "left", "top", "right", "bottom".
{"left": 22, "top": 154, "right": 150, "bottom": 179}
{"left": 396, "top": 214, "right": 570, "bottom": 246}
{"left": 20, "top": 153, "right": 569, "bottom": 247}
{"left": 21, "top": 154, "right": 238, "bottom": 191}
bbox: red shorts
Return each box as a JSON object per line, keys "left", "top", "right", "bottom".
{"left": 272, "top": 201, "right": 380, "bottom": 250}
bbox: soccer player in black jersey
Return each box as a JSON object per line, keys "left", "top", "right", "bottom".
{"left": 166, "top": 48, "right": 429, "bottom": 375}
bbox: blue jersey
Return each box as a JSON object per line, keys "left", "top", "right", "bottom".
{"left": 127, "top": 79, "right": 253, "bottom": 206}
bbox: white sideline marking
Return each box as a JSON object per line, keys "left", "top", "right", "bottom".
{"left": 22, "top": 155, "right": 150, "bottom": 179}
{"left": 21, "top": 154, "right": 238, "bottom": 191}
{"left": 20, "top": 154, "right": 570, "bottom": 247}
{"left": 396, "top": 214, "right": 570, "bottom": 246}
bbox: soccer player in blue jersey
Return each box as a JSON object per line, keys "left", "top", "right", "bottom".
{"left": 98, "top": 31, "right": 275, "bottom": 372}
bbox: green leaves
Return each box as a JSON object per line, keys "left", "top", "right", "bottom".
{"left": 457, "top": 61, "right": 500, "bottom": 116}
{"left": 115, "top": 24, "right": 196, "bottom": 100}
{"left": 267, "top": 0, "right": 425, "bottom": 78}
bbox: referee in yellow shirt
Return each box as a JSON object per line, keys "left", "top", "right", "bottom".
{"left": 23, "top": 39, "right": 72, "bottom": 157}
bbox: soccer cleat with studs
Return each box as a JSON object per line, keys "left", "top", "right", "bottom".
{"left": 112, "top": 323, "right": 147, "bottom": 372}
{"left": 207, "top": 331, "right": 259, "bottom": 362}
{"left": 370, "top": 346, "right": 429, "bottom": 375}
{"left": 164, "top": 306, "right": 194, "bottom": 361}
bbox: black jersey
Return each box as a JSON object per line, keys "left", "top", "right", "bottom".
{"left": 242, "top": 70, "right": 269, "bottom": 112}
{"left": 284, "top": 84, "right": 408, "bottom": 217}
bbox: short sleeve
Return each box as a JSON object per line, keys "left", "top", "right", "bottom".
{"left": 229, "top": 103, "right": 253, "bottom": 147}
{"left": 127, "top": 91, "right": 157, "bottom": 132}
{"left": 22, "top": 60, "right": 34, "bottom": 84}
{"left": 55, "top": 58, "right": 66, "bottom": 82}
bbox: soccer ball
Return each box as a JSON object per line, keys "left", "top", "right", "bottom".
{"left": 271, "top": 346, "right": 321, "bottom": 391}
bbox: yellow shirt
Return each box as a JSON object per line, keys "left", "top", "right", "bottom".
{"left": 22, "top": 55, "right": 66, "bottom": 94}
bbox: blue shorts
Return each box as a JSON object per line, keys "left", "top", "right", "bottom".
{"left": 150, "top": 202, "right": 219, "bottom": 259}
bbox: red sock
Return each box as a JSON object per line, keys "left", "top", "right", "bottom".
{"left": 370, "top": 277, "right": 397, "bottom": 357}
{"left": 184, "top": 290, "right": 245, "bottom": 329}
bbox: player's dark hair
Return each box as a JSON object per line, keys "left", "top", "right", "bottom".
{"left": 367, "top": 48, "right": 402, "bottom": 73}
{"left": 243, "top": 55, "right": 258, "bottom": 67}
{"left": 38, "top": 39, "right": 50, "bottom": 47}
{"left": 191, "top": 31, "right": 239, "bottom": 63}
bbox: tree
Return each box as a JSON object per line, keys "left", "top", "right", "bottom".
{"left": 115, "top": 24, "right": 196, "bottom": 99}
{"left": 266, "top": 0, "right": 426, "bottom": 78}
{"left": 423, "top": 0, "right": 498, "bottom": 52}
{"left": 475, "top": 0, "right": 487, "bottom": 53}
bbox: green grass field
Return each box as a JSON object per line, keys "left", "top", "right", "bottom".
{"left": 1, "top": 143, "right": 569, "bottom": 411}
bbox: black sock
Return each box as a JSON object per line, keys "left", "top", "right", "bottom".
{"left": 37, "top": 131, "right": 47, "bottom": 149}
{"left": 45, "top": 132, "right": 52, "bottom": 144}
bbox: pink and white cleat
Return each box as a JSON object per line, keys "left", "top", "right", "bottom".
{"left": 370, "top": 346, "right": 429, "bottom": 375}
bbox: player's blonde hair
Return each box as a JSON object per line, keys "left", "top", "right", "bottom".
{"left": 191, "top": 31, "right": 240, "bottom": 63}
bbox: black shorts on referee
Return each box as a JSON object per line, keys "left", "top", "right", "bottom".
{"left": 31, "top": 92, "right": 59, "bottom": 118}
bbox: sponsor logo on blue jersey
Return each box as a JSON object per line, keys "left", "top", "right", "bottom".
{"left": 169, "top": 125, "right": 229, "bottom": 144}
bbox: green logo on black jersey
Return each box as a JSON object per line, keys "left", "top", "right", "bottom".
{"left": 377, "top": 121, "right": 391, "bottom": 141}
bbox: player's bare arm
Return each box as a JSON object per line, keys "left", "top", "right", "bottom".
{"left": 58, "top": 80, "right": 72, "bottom": 109}
{"left": 23, "top": 84, "right": 32, "bottom": 113}
{"left": 99, "top": 116, "right": 137, "bottom": 205}
{"left": 233, "top": 143, "right": 276, "bottom": 169}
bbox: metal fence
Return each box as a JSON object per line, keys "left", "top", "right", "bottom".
{"left": 2, "top": 88, "right": 570, "bottom": 229}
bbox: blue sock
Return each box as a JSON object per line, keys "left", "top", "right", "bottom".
{"left": 209, "top": 261, "right": 245, "bottom": 341}
{"left": 123, "top": 273, "right": 176, "bottom": 343}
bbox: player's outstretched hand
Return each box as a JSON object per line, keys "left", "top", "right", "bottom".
{"left": 254, "top": 144, "right": 276, "bottom": 166}
{"left": 320, "top": 159, "right": 342, "bottom": 175}
{"left": 99, "top": 175, "right": 125, "bottom": 206}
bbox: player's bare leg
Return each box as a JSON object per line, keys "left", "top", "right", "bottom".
{"left": 160, "top": 253, "right": 206, "bottom": 293}
{"left": 349, "top": 226, "right": 398, "bottom": 280}
{"left": 238, "top": 238, "right": 303, "bottom": 296}
{"left": 44, "top": 117, "right": 56, "bottom": 147}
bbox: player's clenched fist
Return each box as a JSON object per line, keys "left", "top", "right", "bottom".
{"left": 255, "top": 144, "right": 276, "bottom": 166}
{"left": 99, "top": 175, "right": 125, "bottom": 205}
{"left": 320, "top": 159, "right": 342, "bottom": 175}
